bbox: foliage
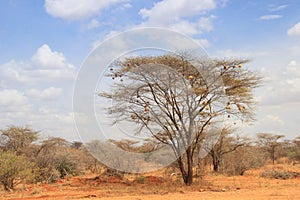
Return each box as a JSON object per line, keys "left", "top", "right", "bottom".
{"left": 221, "top": 146, "right": 265, "bottom": 176}
{"left": 0, "top": 126, "right": 39, "bottom": 155}
{"left": 291, "top": 136, "right": 300, "bottom": 162}
{"left": 202, "top": 127, "right": 248, "bottom": 172}
{"left": 0, "top": 151, "right": 35, "bottom": 191}
{"left": 257, "top": 133, "right": 285, "bottom": 164}
{"left": 55, "top": 158, "right": 78, "bottom": 178}
{"left": 101, "top": 53, "right": 262, "bottom": 185}
{"left": 33, "top": 137, "right": 93, "bottom": 182}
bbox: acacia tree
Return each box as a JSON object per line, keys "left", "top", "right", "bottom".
{"left": 292, "top": 136, "right": 300, "bottom": 162}
{"left": 203, "top": 127, "right": 248, "bottom": 172}
{"left": 257, "top": 133, "right": 285, "bottom": 165}
{"left": 101, "top": 53, "right": 261, "bottom": 185}
{"left": 0, "top": 126, "right": 39, "bottom": 155}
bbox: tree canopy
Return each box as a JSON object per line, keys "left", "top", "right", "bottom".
{"left": 101, "top": 53, "right": 262, "bottom": 185}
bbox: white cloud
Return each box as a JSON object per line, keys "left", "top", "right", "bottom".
{"left": 45, "top": 0, "right": 126, "bottom": 20}
{"left": 0, "top": 89, "right": 27, "bottom": 107}
{"left": 169, "top": 20, "right": 199, "bottom": 35}
{"left": 1, "top": 44, "right": 76, "bottom": 83}
{"left": 31, "top": 44, "right": 74, "bottom": 69}
{"left": 259, "top": 59, "right": 300, "bottom": 106}
{"left": 268, "top": 4, "right": 288, "bottom": 12}
{"left": 1, "top": 61, "right": 34, "bottom": 83}
{"left": 287, "top": 60, "right": 300, "bottom": 76}
{"left": 139, "top": 0, "right": 216, "bottom": 24}
{"left": 139, "top": 0, "right": 216, "bottom": 36}
{"left": 194, "top": 38, "right": 211, "bottom": 48}
{"left": 287, "top": 22, "right": 300, "bottom": 37}
{"left": 197, "top": 15, "right": 215, "bottom": 31}
{"left": 26, "top": 87, "right": 63, "bottom": 100}
{"left": 87, "top": 19, "right": 101, "bottom": 29}
{"left": 266, "top": 114, "right": 284, "bottom": 125}
{"left": 289, "top": 46, "right": 300, "bottom": 56}
{"left": 259, "top": 15, "right": 282, "bottom": 21}
{"left": 121, "top": 3, "right": 132, "bottom": 9}
{"left": 216, "top": 49, "right": 269, "bottom": 58}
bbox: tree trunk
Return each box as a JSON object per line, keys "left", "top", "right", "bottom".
{"left": 177, "top": 147, "right": 194, "bottom": 186}
{"left": 185, "top": 147, "right": 193, "bottom": 186}
{"left": 271, "top": 146, "right": 275, "bottom": 165}
{"left": 211, "top": 152, "right": 220, "bottom": 172}
{"left": 213, "top": 160, "right": 219, "bottom": 172}
{"left": 177, "top": 157, "right": 187, "bottom": 184}
{"left": 185, "top": 157, "right": 193, "bottom": 186}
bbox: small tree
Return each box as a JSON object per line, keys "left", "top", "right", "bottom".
{"left": 286, "top": 135, "right": 300, "bottom": 163}
{"left": 203, "top": 127, "right": 248, "bottom": 172}
{"left": 102, "top": 53, "right": 262, "bottom": 185}
{"left": 34, "top": 137, "right": 83, "bottom": 182}
{"left": 0, "top": 151, "right": 34, "bottom": 191}
{"left": 294, "top": 136, "right": 300, "bottom": 162}
{"left": 222, "top": 145, "right": 265, "bottom": 175}
{"left": 257, "top": 133, "right": 285, "bottom": 165}
{"left": 0, "top": 125, "right": 39, "bottom": 155}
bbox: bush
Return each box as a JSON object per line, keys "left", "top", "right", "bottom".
{"left": 135, "top": 176, "right": 146, "bottom": 184}
{"left": 260, "top": 170, "right": 300, "bottom": 180}
{"left": 33, "top": 137, "right": 87, "bottom": 182}
{"left": 0, "top": 151, "right": 35, "bottom": 191}
{"left": 33, "top": 167, "right": 60, "bottom": 183}
{"left": 55, "top": 158, "right": 78, "bottom": 179}
{"left": 221, "top": 146, "right": 266, "bottom": 176}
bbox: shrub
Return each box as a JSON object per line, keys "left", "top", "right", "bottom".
{"left": 0, "top": 151, "right": 35, "bottom": 191}
{"left": 33, "top": 167, "right": 60, "bottom": 183}
{"left": 221, "top": 146, "right": 266, "bottom": 176}
{"left": 135, "top": 176, "right": 146, "bottom": 184}
{"left": 260, "top": 170, "right": 300, "bottom": 180}
{"left": 55, "top": 158, "right": 78, "bottom": 179}
{"left": 33, "top": 137, "right": 87, "bottom": 182}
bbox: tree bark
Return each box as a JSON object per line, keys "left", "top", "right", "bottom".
{"left": 185, "top": 146, "right": 193, "bottom": 186}
{"left": 177, "top": 146, "right": 194, "bottom": 186}
{"left": 211, "top": 152, "right": 220, "bottom": 172}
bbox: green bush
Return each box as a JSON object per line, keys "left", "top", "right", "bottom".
{"left": 55, "top": 158, "right": 78, "bottom": 179}
{"left": 0, "top": 151, "right": 35, "bottom": 191}
{"left": 33, "top": 167, "right": 60, "bottom": 183}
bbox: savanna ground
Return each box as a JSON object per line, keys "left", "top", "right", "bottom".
{"left": 1, "top": 163, "right": 299, "bottom": 200}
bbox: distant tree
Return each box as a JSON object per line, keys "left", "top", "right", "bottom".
{"left": 257, "top": 133, "right": 285, "bottom": 165}
{"left": 293, "top": 136, "right": 300, "bottom": 148}
{"left": 0, "top": 151, "right": 35, "bottom": 191}
{"left": 203, "top": 127, "right": 248, "bottom": 172}
{"left": 34, "top": 137, "right": 84, "bottom": 181}
{"left": 288, "top": 135, "right": 300, "bottom": 163}
{"left": 295, "top": 136, "right": 300, "bottom": 162}
{"left": 102, "top": 53, "right": 262, "bottom": 185}
{"left": 108, "top": 139, "right": 162, "bottom": 153}
{"left": 222, "top": 145, "right": 265, "bottom": 175}
{"left": 0, "top": 125, "right": 39, "bottom": 155}
{"left": 71, "top": 141, "right": 83, "bottom": 149}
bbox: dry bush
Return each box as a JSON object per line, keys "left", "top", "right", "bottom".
{"left": 33, "top": 137, "right": 95, "bottom": 182}
{"left": 260, "top": 170, "right": 300, "bottom": 179}
{"left": 221, "top": 146, "right": 266, "bottom": 176}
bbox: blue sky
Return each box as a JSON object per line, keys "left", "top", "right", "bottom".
{"left": 0, "top": 0, "right": 300, "bottom": 141}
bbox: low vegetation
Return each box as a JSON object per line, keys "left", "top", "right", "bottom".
{"left": 0, "top": 125, "right": 299, "bottom": 192}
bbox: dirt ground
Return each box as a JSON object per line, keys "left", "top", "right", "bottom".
{"left": 1, "top": 164, "right": 300, "bottom": 200}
